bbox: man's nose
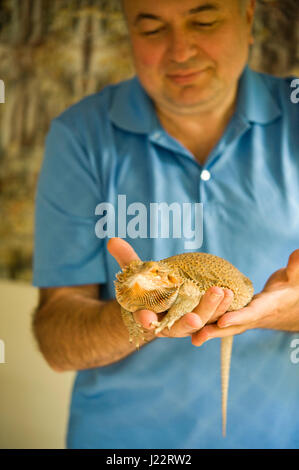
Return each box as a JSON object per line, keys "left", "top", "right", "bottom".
{"left": 167, "top": 29, "right": 198, "bottom": 63}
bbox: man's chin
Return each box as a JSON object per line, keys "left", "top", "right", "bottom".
{"left": 161, "top": 91, "right": 219, "bottom": 114}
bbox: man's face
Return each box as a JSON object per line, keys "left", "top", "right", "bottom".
{"left": 123, "top": 0, "right": 255, "bottom": 115}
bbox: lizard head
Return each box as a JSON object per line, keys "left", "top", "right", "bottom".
{"left": 114, "top": 260, "right": 183, "bottom": 313}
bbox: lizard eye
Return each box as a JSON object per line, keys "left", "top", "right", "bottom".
{"left": 150, "top": 268, "right": 159, "bottom": 275}
{"left": 167, "top": 274, "right": 177, "bottom": 283}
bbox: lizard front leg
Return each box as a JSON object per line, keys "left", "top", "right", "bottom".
{"left": 153, "top": 281, "right": 204, "bottom": 334}
{"left": 121, "top": 307, "right": 148, "bottom": 348}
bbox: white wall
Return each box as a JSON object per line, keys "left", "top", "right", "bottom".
{"left": 0, "top": 280, "right": 75, "bottom": 449}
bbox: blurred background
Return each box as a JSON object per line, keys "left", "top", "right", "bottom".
{"left": 0, "top": 0, "right": 298, "bottom": 449}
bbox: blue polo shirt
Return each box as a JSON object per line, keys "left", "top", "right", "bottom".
{"left": 33, "top": 65, "right": 299, "bottom": 449}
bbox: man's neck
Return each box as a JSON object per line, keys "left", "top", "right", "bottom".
{"left": 155, "top": 82, "right": 239, "bottom": 164}
{"left": 156, "top": 80, "right": 237, "bottom": 140}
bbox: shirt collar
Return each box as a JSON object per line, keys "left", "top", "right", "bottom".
{"left": 108, "top": 65, "right": 282, "bottom": 134}
{"left": 108, "top": 76, "right": 159, "bottom": 134}
{"left": 235, "top": 65, "right": 281, "bottom": 124}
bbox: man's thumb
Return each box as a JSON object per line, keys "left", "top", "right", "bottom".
{"left": 286, "top": 249, "right": 299, "bottom": 281}
{"left": 107, "top": 237, "right": 141, "bottom": 268}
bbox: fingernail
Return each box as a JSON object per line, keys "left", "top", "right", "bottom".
{"left": 211, "top": 287, "right": 223, "bottom": 297}
{"left": 219, "top": 321, "right": 232, "bottom": 328}
{"left": 211, "top": 293, "right": 222, "bottom": 300}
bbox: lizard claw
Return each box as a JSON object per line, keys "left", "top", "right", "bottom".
{"left": 154, "top": 324, "right": 165, "bottom": 334}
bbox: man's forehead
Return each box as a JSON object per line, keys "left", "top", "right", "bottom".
{"left": 122, "top": 0, "right": 240, "bottom": 20}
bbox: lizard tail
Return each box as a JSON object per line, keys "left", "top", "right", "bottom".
{"left": 221, "top": 335, "right": 234, "bottom": 437}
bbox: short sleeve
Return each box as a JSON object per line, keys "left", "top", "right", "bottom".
{"left": 32, "top": 118, "right": 107, "bottom": 287}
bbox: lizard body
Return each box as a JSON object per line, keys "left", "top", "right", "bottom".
{"left": 114, "top": 252, "right": 254, "bottom": 436}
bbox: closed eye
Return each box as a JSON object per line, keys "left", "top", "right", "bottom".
{"left": 141, "top": 27, "right": 165, "bottom": 36}
{"left": 193, "top": 21, "right": 217, "bottom": 28}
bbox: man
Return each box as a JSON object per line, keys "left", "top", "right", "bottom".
{"left": 32, "top": 0, "right": 299, "bottom": 448}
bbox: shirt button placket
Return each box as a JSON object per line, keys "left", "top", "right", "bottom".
{"left": 199, "top": 169, "right": 211, "bottom": 206}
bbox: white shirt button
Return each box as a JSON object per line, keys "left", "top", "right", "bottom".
{"left": 200, "top": 170, "right": 211, "bottom": 181}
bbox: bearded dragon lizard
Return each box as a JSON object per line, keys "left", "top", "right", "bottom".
{"left": 114, "top": 252, "right": 254, "bottom": 437}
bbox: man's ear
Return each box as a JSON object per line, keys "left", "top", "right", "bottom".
{"left": 246, "top": 0, "right": 256, "bottom": 27}
{"left": 246, "top": 0, "right": 256, "bottom": 45}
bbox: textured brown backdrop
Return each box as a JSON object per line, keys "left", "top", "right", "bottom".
{"left": 0, "top": 0, "right": 298, "bottom": 282}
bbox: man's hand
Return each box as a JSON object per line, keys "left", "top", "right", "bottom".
{"left": 107, "top": 237, "right": 234, "bottom": 339}
{"left": 191, "top": 249, "right": 299, "bottom": 346}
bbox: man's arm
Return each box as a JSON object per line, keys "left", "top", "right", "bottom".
{"left": 32, "top": 284, "right": 156, "bottom": 372}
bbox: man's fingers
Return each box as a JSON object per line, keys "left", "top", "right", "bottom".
{"left": 157, "top": 312, "right": 203, "bottom": 337}
{"left": 155, "top": 287, "right": 227, "bottom": 338}
{"left": 193, "top": 287, "right": 225, "bottom": 325}
{"left": 191, "top": 323, "right": 247, "bottom": 347}
{"left": 217, "top": 291, "right": 280, "bottom": 328}
{"left": 107, "top": 237, "right": 140, "bottom": 268}
{"left": 133, "top": 310, "right": 158, "bottom": 329}
{"left": 207, "top": 288, "right": 234, "bottom": 323}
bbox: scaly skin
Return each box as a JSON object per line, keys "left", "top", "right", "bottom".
{"left": 114, "top": 252, "right": 254, "bottom": 437}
